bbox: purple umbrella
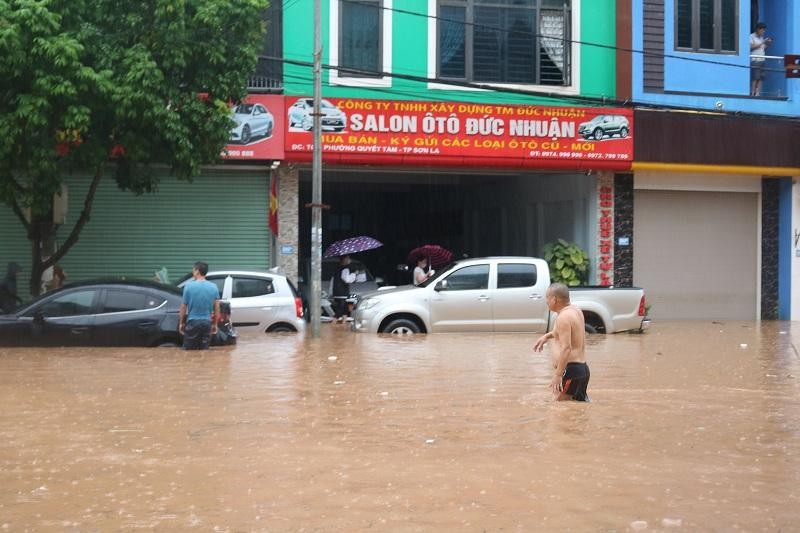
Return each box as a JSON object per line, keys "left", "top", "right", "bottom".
{"left": 323, "top": 236, "right": 383, "bottom": 258}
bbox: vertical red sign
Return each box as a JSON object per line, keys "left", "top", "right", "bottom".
{"left": 596, "top": 173, "right": 614, "bottom": 286}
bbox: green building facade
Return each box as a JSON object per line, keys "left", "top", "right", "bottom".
{"left": 284, "top": 0, "right": 617, "bottom": 104}
{"left": 280, "top": 0, "right": 624, "bottom": 287}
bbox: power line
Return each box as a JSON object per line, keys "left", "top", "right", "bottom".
{"left": 268, "top": 55, "right": 800, "bottom": 120}
{"left": 274, "top": 55, "right": 616, "bottom": 106}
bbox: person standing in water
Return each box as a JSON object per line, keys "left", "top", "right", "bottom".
{"left": 332, "top": 254, "right": 357, "bottom": 321}
{"left": 532, "top": 283, "right": 590, "bottom": 401}
{"left": 179, "top": 261, "right": 220, "bottom": 350}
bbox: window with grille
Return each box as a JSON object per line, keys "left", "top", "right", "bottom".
{"left": 676, "top": 0, "right": 738, "bottom": 53}
{"left": 339, "top": 0, "right": 383, "bottom": 77}
{"left": 437, "top": 0, "right": 571, "bottom": 86}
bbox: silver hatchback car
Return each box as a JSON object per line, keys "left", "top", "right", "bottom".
{"left": 179, "top": 270, "right": 305, "bottom": 333}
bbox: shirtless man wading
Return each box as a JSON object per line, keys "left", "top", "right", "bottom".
{"left": 533, "top": 283, "right": 590, "bottom": 401}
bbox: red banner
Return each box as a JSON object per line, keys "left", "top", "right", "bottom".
{"left": 284, "top": 97, "right": 633, "bottom": 170}
{"left": 222, "top": 94, "right": 285, "bottom": 160}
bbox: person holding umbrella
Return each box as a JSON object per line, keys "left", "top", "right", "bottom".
{"left": 413, "top": 257, "right": 434, "bottom": 286}
{"left": 332, "top": 254, "right": 358, "bottom": 321}
{"left": 324, "top": 236, "right": 384, "bottom": 322}
{"left": 407, "top": 244, "right": 452, "bottom": 286}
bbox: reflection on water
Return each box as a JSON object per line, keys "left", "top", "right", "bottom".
{"left": 1, "top": 321, "right": 798, "bottom": 531}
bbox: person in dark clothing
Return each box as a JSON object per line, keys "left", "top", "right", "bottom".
{"left": 332, "top": 255, "right": 357, "bottom": 321}
{"left": 0, "top": 262, "right": 23, "bottom": 314}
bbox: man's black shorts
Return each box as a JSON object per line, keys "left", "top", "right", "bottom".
{"left": 183, "top": 319, "right": 212, "bottom": 350}
{"left": 562, "top": 362, "right": 590, "bottom": 401}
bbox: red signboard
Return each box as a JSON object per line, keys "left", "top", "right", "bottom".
{"left": 222, "top": 94, "right": 285, "bottom": 160}
{"left": 786, "top": 54, "right": 800, "bottom": 78}
{"left": 596, "top": 174, "right": 615, "bottom": 286}
{"left": 284, "top": 97, "right": 633, "bottom": 170}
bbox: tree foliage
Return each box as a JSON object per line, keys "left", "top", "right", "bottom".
{"left": 0, "top": 0, "right": 267, "bottom": 294}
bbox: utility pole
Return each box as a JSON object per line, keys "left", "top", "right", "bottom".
{"left": 309, "top": 0, "right": 323, "bottom": 338}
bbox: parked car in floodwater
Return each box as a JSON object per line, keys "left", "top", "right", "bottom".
{"left": 352, "top": 257, "right": 649, "bottom": 335}
{"left": 178, "top": 270, "right": 305, "bottom": 333}
{"left": 0, "top": 280, "right": 193, "bottom": 347}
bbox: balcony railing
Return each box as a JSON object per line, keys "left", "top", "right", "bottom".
{"left": 749, "top": 55, "right": 788, "bottom": 98}
{"left": 247, "top": 56, "right": 283, "bottom": 93}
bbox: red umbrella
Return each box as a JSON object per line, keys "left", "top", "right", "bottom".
{"left": 407, "top": 244, "right": 453, "bottom": 269}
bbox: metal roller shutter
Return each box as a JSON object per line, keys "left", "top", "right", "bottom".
{"left": 633, "top": 189, "right": 758, "bottom": 319}
{"left": 0, "top": 168, "right": 270, "bottom": 296}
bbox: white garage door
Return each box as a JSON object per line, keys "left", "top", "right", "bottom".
{"left": 633, "top": 189, "right": 758, "bottom": 320}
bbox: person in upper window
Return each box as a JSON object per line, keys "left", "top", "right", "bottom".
{"left": 750, "top": 22, "right": 773, "bottom": 97}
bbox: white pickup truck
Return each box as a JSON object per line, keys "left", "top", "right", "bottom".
{"left": 352, "top": 256, "right": 649, "bottom": 335}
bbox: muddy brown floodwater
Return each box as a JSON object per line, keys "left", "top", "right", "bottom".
{"left": 1, "top": 321, "right": 799, "bottom": 532}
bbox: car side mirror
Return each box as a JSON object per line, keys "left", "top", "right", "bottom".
{"left": 434, "top": 280, "right": 448, "bottom": 291}
{"left": 33, "top": 310, "right": 45, "bottom": 323}
{"left": 375, "top": 277, "right": 384, "bottom": 285}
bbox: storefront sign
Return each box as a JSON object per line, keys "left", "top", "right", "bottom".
{"left": 222, "top": 94, "right": 285, "bottom": 160}
{"left": 596, "top": 174, "right": 614, "bottom": 286}
{"left": 284, "top": 97, "right": 633, "bottom": 170}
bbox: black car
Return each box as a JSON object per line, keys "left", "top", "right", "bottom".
{"left": 0, "top": 279, "right": 236, "bottom": 347}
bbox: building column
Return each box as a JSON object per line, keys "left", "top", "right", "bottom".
{"left": 613, "top": 173, "right": 634, "bottom": 287}
{"left": 761, "top": 178, "right": 780, "bottom": 319}
{"left": 277, "top": 164, "right": 299, "bottom": 283}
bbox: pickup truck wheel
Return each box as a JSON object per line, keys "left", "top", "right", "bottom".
{"left": 583, "top": 313, "right": 606, "bottom": 334}
{"left": 382, "top": 319, "right": 420, "bottom": 335}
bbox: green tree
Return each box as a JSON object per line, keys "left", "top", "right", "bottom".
{"left": 0, "top": 0, "right": 267, "bottom": 295}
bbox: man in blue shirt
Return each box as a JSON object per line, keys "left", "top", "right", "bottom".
{"left": 179, "top": 261, "right": 220, "bottom": 350}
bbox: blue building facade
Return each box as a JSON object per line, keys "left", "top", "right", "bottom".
{"left": 632, "top": 0, "right": 799, "bottom": 114}
{"left": 618, "top": 0, "right": 800, "bottom": 321}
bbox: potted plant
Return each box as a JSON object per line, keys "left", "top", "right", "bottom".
{"left": 542, "top": 239, "right": 589, "bottom": 286}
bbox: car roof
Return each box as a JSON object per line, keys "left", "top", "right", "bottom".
{"left": 454, "top": 256, "right": 547, "bottom": 264}
{"left": 59, "top": 278, "right": 183, "bottom": 295}
{"left": 205, "top": 270, "right": 288, "bottom": 279}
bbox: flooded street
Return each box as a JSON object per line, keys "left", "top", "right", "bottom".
{"left": 1, "top": 321, "right": 799, "bottom": 532}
